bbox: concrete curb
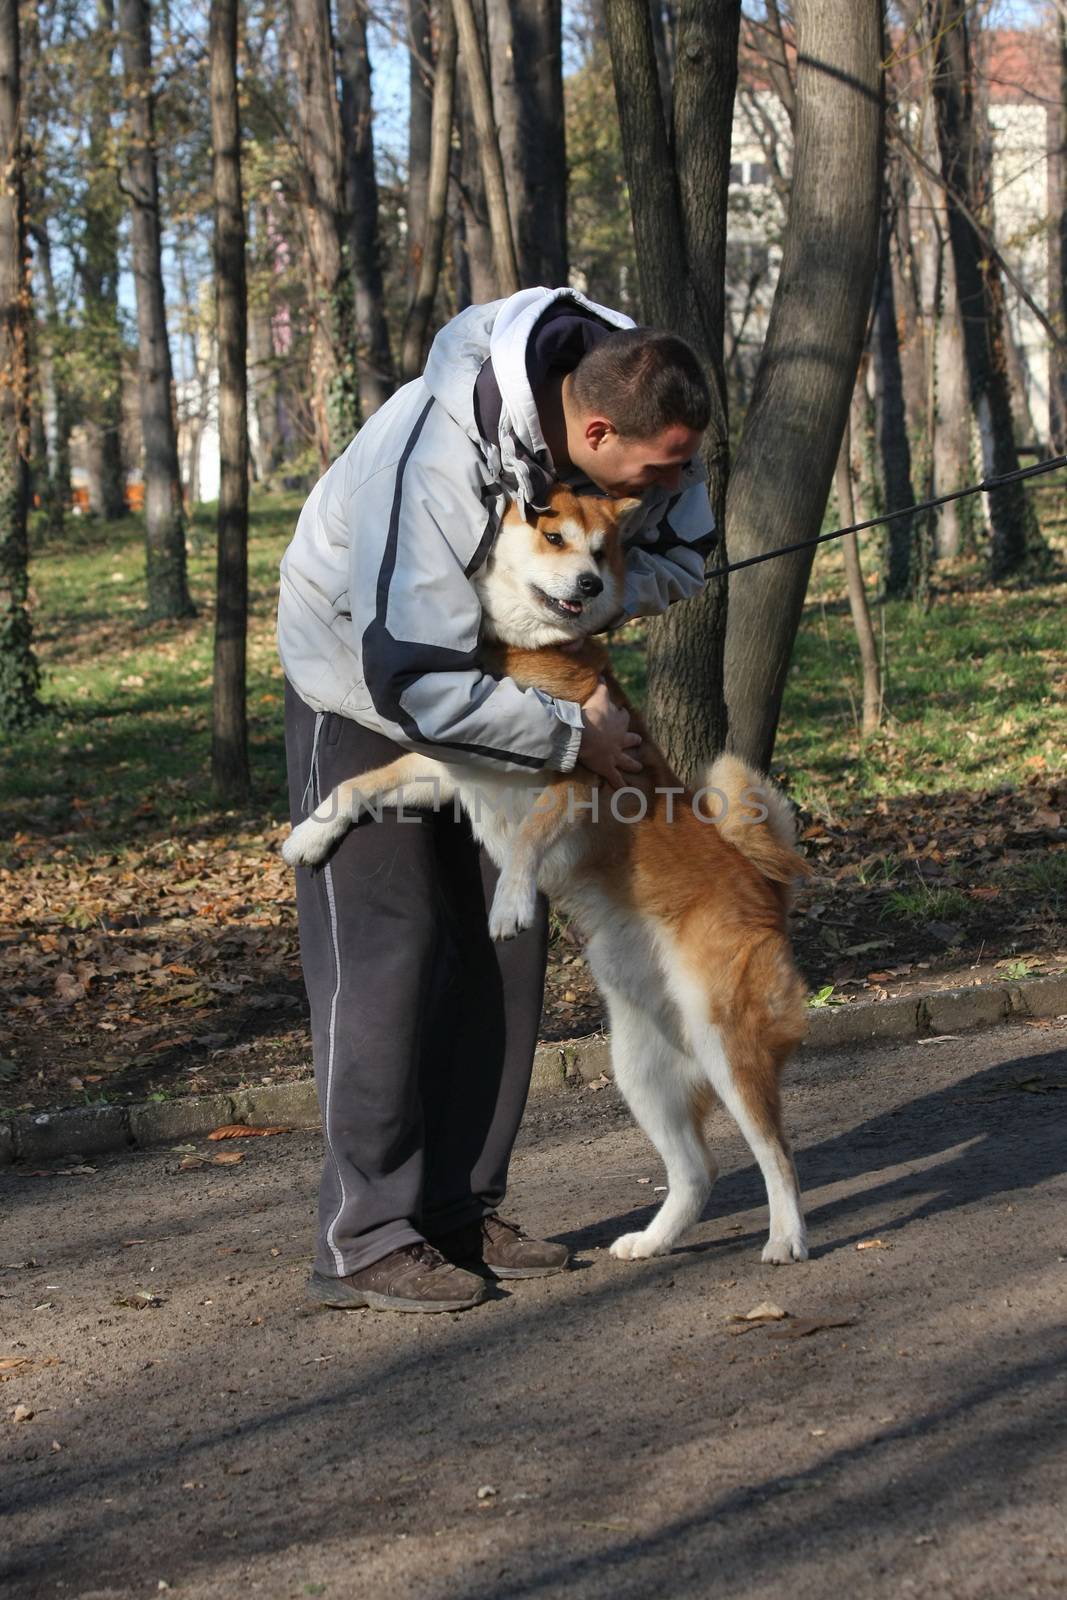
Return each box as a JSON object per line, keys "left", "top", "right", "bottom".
{"left": 2, "top": 971, "right": 1065, "bottom": 1169}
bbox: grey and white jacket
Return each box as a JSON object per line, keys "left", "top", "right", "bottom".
{"left": 277, "top": 286, "right": 716, "bottom": 775}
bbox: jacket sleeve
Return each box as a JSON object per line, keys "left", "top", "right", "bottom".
{"left": 620, "top": 479, "right": 717, "bottom": 620}
{"left": 351, "top": 441, "right": 583, "bottom": 774}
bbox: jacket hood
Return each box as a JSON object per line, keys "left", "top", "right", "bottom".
{"left": 422, "top": 286, "right": 634, "bottom": 514}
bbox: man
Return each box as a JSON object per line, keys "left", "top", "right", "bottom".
{"left": 279, "top": 286, "right": 715, "bottom": 1314}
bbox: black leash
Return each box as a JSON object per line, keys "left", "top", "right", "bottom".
{"left": 703, "top": 453, "right": 1067, "bottom": 580}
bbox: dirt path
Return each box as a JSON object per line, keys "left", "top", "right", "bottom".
{"left": 3, "top": 1020, "right": 1066, "bottom": 1599}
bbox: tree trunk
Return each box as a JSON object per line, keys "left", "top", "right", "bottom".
{"left": 836, "top": 413, "right": 881, "bottom": 735}
{"left": 0, "top": 0, "right": 38, "bottom": 730}
{"left": 648, "top": 0, "right": 674, "bottom": 113}
{"left": 872, "top": 212, "right": 917, "bottom": 597}
{"left": 889, "top": 151, "right": 936, "bottom": 597}
{"left": 1050, "top": 4, "right": 1067, "bottom": 455}
{"left": 723, "top": 0, "right": 883, "bottom": 773}
{"left": 605, "top": 0, "right": 738, "bottom": 783}
{"left": 927, "top": 0, "right": 1038, "bottom": 580}
{"left": 930, "top": 193, "right": 973, "bottom": 557}
{"left": 337, "top": 0, "right": 395, "bottom": 416}
{"left": 406, "top": 0, "right": 433, "bottom": 294}
{"left": 451, "top": 0, "right": 519, "bottom": 296}
{"left": 402, "top": 0, "right": 457, "bottom": 377}
{"left": 291, "top": 0, "right": 359, "bottom": 465}
{"left": 22, "top": 5, "right": 68, "bottom": 536}
{"left": 248, "top": 283, "right": 280, "bottom": 480}
{"left": 83, "top": 0, "right": 126, "bottom": 521}
{"left": 118, "top": 0, "right": 195, "bottom": 619}
{"left": 486, "top": 0, "right": 567, "bottom": 286}
{"left": 210, "top": 0, "right": 250, "bottom": 801}
{"left": 29, "top": 221, "right": 72, "bottom": 538}
{"left": 454, "top": 57, "right": 496, "bottom": 303}
{"left": 175, "top": 242, "right": 210, "bottom": 506}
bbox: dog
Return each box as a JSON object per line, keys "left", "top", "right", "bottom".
{"left": 284, "top": 487, "right": 811, "bottom": 1265}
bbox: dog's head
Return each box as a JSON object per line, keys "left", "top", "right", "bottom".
{"left": 473, "top": 486, "right": 640, "bottom": 647}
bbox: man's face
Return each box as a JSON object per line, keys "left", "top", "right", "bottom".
{"left": 576, "top": 419, "right": 704, "bottom": 497}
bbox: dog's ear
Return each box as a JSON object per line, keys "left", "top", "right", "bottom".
{"left": 608, "top": 496, "right": 643, "bottom": 525}
{"left": 503, "top": 497, "right": 540, "bottom": 529}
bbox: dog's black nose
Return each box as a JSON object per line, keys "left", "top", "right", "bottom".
{"left": 576, "top": 572, "right": 603, "bottom": 598}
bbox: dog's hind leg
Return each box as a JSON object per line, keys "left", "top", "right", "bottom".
{"left": 601, "top": 986, "right": 717, "bottom": 1261}
{"left": 671, "top": 976, "right": 807, "bottom": 1263}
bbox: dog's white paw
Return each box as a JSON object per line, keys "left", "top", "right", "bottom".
{"left": 488, "top": 879, "right": 536, "bottom": 941}
{"left": 282, "top": 816, "right": 346, "bottom": 867}
{"left": 609, "top": 1231, "right": 666, "bottom": 1261}
{"left": 761, "top": 1232, "right": 809, "bottom": 1264}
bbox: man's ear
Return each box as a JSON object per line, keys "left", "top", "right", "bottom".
{"left": 585, "top": 417, "right": 613, "bottom": 450}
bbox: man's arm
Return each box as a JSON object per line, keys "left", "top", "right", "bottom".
{"left": 351, "top": 448, "right": 586, "bottom": 774}
{"left": 619, "top": 478, "right": 718, "bottom": 621}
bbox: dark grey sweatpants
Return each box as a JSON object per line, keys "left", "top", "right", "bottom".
{"left": 284, "top": 681, "right": 549, "bottom": 1277}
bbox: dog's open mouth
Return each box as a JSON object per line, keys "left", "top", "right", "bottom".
{"left": 531, "top": 586, "right": 584, "bottom": 620}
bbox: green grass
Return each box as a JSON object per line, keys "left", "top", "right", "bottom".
{"left": 882, "top": 882, "right": 974, "bottom": 929}
{"left": 4, "top": 493, "right": 301, "bottom": 835}
{"left": 3, "top": 492, "right": 1065, "bottom": 845}
{"left": 611, "top": 519, "right": 1066, "bottom": 807}
{"left": 776, "top": 512, "right": 1067, "bottom": 803}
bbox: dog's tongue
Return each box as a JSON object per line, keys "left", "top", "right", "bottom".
{"left": 559, "top": 599, "right": 582, "bottom": 615}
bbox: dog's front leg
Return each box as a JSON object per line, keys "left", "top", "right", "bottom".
{"left": 488, "top": 777, "right": 593, "bottom": 940}
{"left": 283, "top": 755, "right": 452, "bottom": 866}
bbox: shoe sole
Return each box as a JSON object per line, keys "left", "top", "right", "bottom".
{"left": 482, "top": 1260, "right": 570, "bottom": 1280}
{"left": 307, "top": 1274, "right": 487, "bottom": 1314}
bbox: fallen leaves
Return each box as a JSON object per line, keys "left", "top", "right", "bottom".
{"left": 178, "top": 1151, "right": 245, "bottom": 1171}
{"left": 743, "top": 1300, "right": 788, "bottom": 1322}
{"left": 17, "top": 1166, "right": 96, "bottom": 1179}
{"left": 0, "top": 1355, "right": 60, "bottom": 1380}
{"left": 726, "top": 1303, "right": 857, "bottom": 1340}
{"left": 767, "top": 1317, "right": 856, "bottom": 1341}
{"left": 726, "top": 1301, "right": 789, "bottom": 1335}
{"left": 114, "top": 1290, "right": 165, "bottom": 1309}
{"left": 207, "top": 1124, "right": 290, "bottom": 1140}
{"left": 0, "top": 833, "right": 307, "bottom": 1110}
{"left": 856, "top": 1238, "right": 891, "bottom": 1251}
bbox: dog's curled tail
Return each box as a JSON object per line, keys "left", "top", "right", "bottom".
{"left": 702, "top": 753, "right": 811, "bottom": 891}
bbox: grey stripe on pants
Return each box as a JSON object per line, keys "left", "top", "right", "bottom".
{"left": 284, "top": 680, "right": 549, "bottom": 1277}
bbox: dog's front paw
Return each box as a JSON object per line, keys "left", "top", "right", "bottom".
{"left": 282, "top": 815, "right": 347, "bottom": 867}
{"left": 761, "top": 1232, "right": 809, "bottom": 1264}
{"left": 488, "top": 879, "right": 536, "bottom": 941}
{"left": 609, "top": 1231, "right": 665, "bottom": 1261}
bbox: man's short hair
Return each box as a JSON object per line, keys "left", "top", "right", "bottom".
{"left": 570, "top": 328, "right": 710, "bottom": 439}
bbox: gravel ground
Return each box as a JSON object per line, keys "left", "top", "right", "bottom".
{"left": 2, "top": 1019, "right": 1066, "bottom": 1599}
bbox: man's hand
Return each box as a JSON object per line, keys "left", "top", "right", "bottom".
{"left": 579, "top": 680, "right": 643, "bottom": 790}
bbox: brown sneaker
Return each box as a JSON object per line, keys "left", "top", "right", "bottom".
{"left": 430, "top": 1214, "right": 570, "bottom": 1280}
{"left": 308, "top": 1241, "right": 488, "bottom": 1313}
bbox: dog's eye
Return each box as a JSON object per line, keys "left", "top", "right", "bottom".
{"left": 543, "top": 531, "right": 565, "bottom": 547}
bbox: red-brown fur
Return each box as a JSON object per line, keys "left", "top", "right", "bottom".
{"left": 491, "top": 636, "right": 811, "bottom": 1149}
